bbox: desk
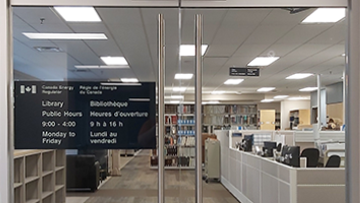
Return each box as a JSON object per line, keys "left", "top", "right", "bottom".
{"left": 215, "top": 130, "right": 345, "bottom": 203}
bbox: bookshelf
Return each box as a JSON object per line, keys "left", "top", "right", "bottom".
{"left": 14, "top": 150, "right": 66, "bottom": 203}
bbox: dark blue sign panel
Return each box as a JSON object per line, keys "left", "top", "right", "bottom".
{"left": 14, "top": 81, "right": 156, "bottom": 149}
{"left": 229, "top": 67, "right": 260, "bottom": 77}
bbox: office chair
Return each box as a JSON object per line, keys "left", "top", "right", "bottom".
{"left": 300, "top": 148, "right": 320, "bottom": 167}
{"left": 325, "top": 155, "right": 341, "bottom": 167}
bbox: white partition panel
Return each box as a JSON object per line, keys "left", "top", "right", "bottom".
{"left": 319, "top": 131, "right": 345, "bottom": 142}
{"left": 216, "top": 130, "right": 345, "bottom": 203}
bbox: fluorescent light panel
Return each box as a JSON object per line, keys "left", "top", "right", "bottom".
{"left": 180, "top": 45, "right": 208, "bottom": 56}
{"left": 75, "top": 65, "right": 129, "bottom": 69}
{"left": 100, "top": 83, "right": 141, "bottom": 86}
{"left": 173, "top": 87, "right": 187, "bottom": 92}
{"left": 23, "top": 33, "right": 107, "bottom": 40}
{"left": 170, "top": 95, "right": 184, "bottom": 99}
{"left": 170, "top": 100, "right": 181, "bottom": 104}
{"left": 257, "top": 87, "right": 275, "bottom": 92}
{"left": 121, "top": 78, "right": 138, "bottom": 83}
{"left": 261, "top": 99, "right": 274, "bottom": 103}
{"left": 54, "top": 7, "right": 101, "bottom": 22}
{"left": 101, "top": 56, "right": 128, "bottom": 65}
{"left": 286, "top": 73, "right": 313, "bottom": 80}
{"left": 248, "top": 57, "right": 279, "bottom": 67}
{"left": 224, "top": 79, "right": 244, "bottom": 85}
{"left": 299, "top": 87, "right": 318, "bottom": 92}
{"left": 302, "top": 8, "right": 345, "bottom": 23}
{"left": 175, "top": 73, "right": 193, "bottom": 80}
{"left": 203, "top": 101, "right": 220, "bottom": 104}
{"left": 288, "top": 97, "right": 310, "bottom": 101}
{"left": 211, "top": 91, "right": 225, "bottom": 94}
{"left": 274, "top": 95, "right": 289, "bottom": 99}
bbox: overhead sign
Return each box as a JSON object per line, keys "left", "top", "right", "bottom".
{"left": 229, "top": 67, "right": 260, "bottom": 77}
{"left": 14, "top": 81, "right": 156, "bottom": 150}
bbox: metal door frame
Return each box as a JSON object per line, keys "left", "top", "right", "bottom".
{"left": 4, "top": 0, "right": 357, "bottom": 203}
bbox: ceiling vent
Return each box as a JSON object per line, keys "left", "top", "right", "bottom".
{"left": 71, "top": 69, "right": 90, "bottom": 72}
{"left": 34, "top": 46, "right": 63, "bottom": 53}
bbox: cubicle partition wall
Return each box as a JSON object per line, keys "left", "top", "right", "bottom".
{"left": 229, "top": 130, "right": 295, "bottom": 149}
{"left": 215, "top": 130, "right": 345, "bottom": 203}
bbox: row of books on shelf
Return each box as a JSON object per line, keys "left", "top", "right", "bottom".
{"left": 178, "top": 130, "right": 195, "bottom": 136}
{"left": 164, "top": 146, "right": 195, "bottom": 157}
{"left": 165, "top": 115, "right": 195, "bottom": 125}
{"left": 203, "top": 105, "right": 257, "bottom": 114}
{"left": 178, "top": 119, "right": 195, "bottom": 124}
{"left": 164, "top": 136, "right": 195, "bottom": 146}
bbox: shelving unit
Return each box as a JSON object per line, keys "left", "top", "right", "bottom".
{"left": 151, "top": 104, "right": 196, "bottom": 169}
{"left": 151, "top": 104, "right": 259, "bottom": 169}
{"left": 14, "top": 150, "right": 66, "bottom": 203}
{"left": 203, "top": 104, "right": 258, "bottom": 133}
{"left": 275, "top": 112, "right": 281, "bottom": 130}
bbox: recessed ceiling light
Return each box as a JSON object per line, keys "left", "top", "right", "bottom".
{"left": 121, "top": 78, "right": 138, "bottom": 83}
{"left": 288, "top": 97, "right": 310, "bottom": 101}
{"left": 274, "top": 95, "right": 289, "bottom": 99}
{"left": 342, "top": 53, "right": 346, "bottom": 56}
{"left": 175, "top": 73, "right": 193, "bottom": 80}
{"left": 34, "top": 46, "right": 63, "bottom": 52}
{"left": 211, "top": 91, "right": 225, "bottom": 94}
{"left": 224, "top": 79, "right": 244, "bottom": 85}
{"left": 23, "top": 33, "right": 107, "bottom": 40}
{"left": 75, "top": 65, "right": 129, "bottom": 69}
{"left": 54, "top": 7, "right": 101, "bottom": 22}
{"left": 173, "top": 87, "right": 187, "bottom": 92}
{"left": 170, "top": 100, "right": 181, "bottom": 104}
{"left": 180, "top": 45, "right": 208, "bottom": 56}
{"left": 286, "top": 73, "right": 313, "bottom": 80}
{"left": 203, "top": 101, "right": 220, "bottom": 104}
{"left": 257, "top": 87, "right": 275, "bottom": 92}
{"left": 101, "top": 56, "right": 128, "bottom": 65}
{"left": 302, "top": 8, "right": 345, "bottom": 23}
{"left": 170, "top": 95, "right": 184, "bottom": 99}
{"left": 299, "top": 87, "right": 317, "bottom": 92}
{"left": 261, "top": 99, "right": 274, "bottom": 103}
{"left": 248, "top": 57, "right": 279, "bottom": 66}
{"left": 100, "top": 83, "right": 141, "bottom": 86}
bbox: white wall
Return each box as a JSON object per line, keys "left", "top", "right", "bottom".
{"left": 257, "top": 102, "right": 281, "bottom": 112}
{"left": 281, "top": 100, "right": 311, "bottom": 129}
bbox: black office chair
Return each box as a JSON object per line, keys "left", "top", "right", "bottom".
{"left": 300, "top": 148, "right": 320, "bottom": 167}
{"left": 325, "top": 155, "right": 341, "bottom": 167}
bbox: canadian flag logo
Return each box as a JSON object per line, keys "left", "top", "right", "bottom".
{"left": 20, "top": 85, "right": 36, "bottom": 94}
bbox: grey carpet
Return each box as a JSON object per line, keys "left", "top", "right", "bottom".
{"left": 68, "top": 150, "right": 240, "bottom": 203}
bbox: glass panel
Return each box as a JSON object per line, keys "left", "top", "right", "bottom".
{"left": 198, "top": 7, "right": 346, "bottom": 203}
{"left": 12, "top": 6, "right": 180, "bottom": 203}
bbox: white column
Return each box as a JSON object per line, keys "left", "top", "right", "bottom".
{"left": 0, "top": 0, "right": 12, "bottom": 202}
{"left": 346, "top": 1, "right": 360, "bottom": 202}
{"left": 315, "top": 74, "right": 321, "bottom": 140}
{"left": 111, "top": 150, "right": 121, "bottom": 176}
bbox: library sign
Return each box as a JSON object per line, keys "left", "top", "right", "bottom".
{"left": 14, "top": 81, "right": 156, "bottom": 149}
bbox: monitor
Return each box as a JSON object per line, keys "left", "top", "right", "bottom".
{"left": 244, "top": 134, "right": 254, "bottom": 145}
{"left": 281, "top": 145, "right": 289, "bottom": 157}
{"left": 282, "top": 146, "right": 300, "bottom": 167}
{"left": 240, "top": 138, "right": 253, "bottom": 152}
{"left": 262, "top": 141, "right": 277, "bottom": 157}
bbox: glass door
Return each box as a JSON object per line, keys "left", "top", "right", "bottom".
{"left": 11, "top": 4, "right": 347, "bottom": 203}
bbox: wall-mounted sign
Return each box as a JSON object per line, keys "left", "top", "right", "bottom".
{"left": 229, "top": 67, "right": 260, "bottom": 77}
{"left": 14, "top": 81, "right": 156, "bottom": 150}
